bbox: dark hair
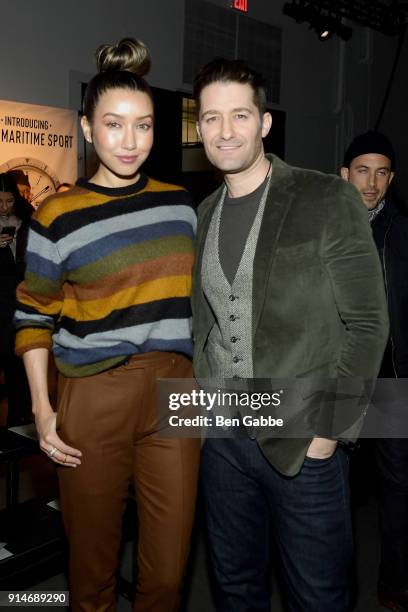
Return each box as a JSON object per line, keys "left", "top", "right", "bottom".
{"left": 193, "top": 57, "right": 267, "bottom": 115}
{"left": 0, "top": 172, "right": 32, "bottom": 221}
{"left": 82, "top": 37, "right": 152, "bottom": 122}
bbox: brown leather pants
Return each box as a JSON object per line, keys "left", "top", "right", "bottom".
{"left": 56, "top": 352, "right": 200, "bottom": 612}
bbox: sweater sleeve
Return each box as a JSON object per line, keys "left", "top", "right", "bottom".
{"left": 15, "top": 214, "right": 65, "bottom": 356}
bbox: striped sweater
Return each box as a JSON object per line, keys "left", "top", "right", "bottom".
{"left": 15, "top": 174, "right": 196, "bottom": 377}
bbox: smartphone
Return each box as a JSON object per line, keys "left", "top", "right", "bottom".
{"left": 1, "top": 226, "right": 16, "bottom": 236}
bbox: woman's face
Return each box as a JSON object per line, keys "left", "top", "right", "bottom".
{"left": 0, "top": 191, "right": 15, "bottom": 216}
{"left": 81, "top": 87, "right": 154, "bottom": 187}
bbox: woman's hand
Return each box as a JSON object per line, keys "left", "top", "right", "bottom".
{"left": 35, "top": 406, "right": 82, "bottom": 468}
{"left": 22, "top": 348, "right": 82, "bottom": 468}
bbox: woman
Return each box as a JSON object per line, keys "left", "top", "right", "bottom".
{"left": 15, "top": 38, "right": 200, "bottom": 612}
{"left": 0, "top": 173, "right": 32, "bottom": 426}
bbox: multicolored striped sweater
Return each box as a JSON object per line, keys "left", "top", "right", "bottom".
{"left": 15, "top": 174, "right": 196, "bottom": 377}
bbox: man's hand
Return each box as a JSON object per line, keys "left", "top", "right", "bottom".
{"left": 306, "top": 437, "right": 337, "bottom": 459}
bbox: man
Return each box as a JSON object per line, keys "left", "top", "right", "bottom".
{"left": 342, "top": 131, "right": 408, "bottom": 611}
{"left": 191, "top": 58, "right": 389, "bottom": 612}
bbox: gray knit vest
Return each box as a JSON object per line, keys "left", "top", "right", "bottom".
{"left": 202, "top": 177, "right": 271, "bottom": 379}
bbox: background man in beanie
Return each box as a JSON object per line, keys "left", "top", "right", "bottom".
{"left": 341, "top": 131, "right": 408, "bottom": 611}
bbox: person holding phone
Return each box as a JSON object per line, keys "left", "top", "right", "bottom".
{"left": 0, "top": 173, "right": 32, "bottom": 426}
{"left": 14, "top": 38, "right": 200, "bottom": 612}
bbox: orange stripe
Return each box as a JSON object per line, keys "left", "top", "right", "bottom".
{"left": 144, "top": 178, "right": 186, "bottom": 193}
{"left": 36, "top": 187, "right": 113, "bottom": 228}
{"left": 36, "top": 179, "right": 186, "bottom": 228}
{"left": 15, "top": 328, "right": 53, "bottom": 355}
{"left": 61, "top": 275, "right": 191, "bottom": 322}
{"left": 17, "top": 282, "right": 63, "bottom": 313}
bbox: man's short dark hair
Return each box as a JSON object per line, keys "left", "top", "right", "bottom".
{"left": 193, "top": 57, "right": 267, "bottom": 116}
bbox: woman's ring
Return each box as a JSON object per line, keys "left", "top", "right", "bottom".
{"left": 47, "top": 446, "right": 58, "bottom": 458}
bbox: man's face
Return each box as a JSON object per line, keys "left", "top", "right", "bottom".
{"left": 341, "top": 153, "right": 394, "bottom": 210}
{"left": 196, "top": 81, "right": 271, "bottom": 175}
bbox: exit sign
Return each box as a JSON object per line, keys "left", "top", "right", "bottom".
{"left": 233, "top": 0, "right": 248, "bottom": 12}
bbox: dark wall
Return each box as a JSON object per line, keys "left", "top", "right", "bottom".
{"left": 143, "top": 87, "right": 182, "bottom": 185}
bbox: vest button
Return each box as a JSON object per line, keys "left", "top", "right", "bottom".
{"left": 229, "top": 295, "right": 237, "bottom": 301}
{"left": 233, "top": 375, "right": 240, "bottom": 380}
{"left": 229, "top": 314, "right": 237, "bottom": 321}
{"left": 233, "top": 356, "right": 241, "bottom": 363}
{"left": 230, "top": 336, "right": 239, "bottom": 343}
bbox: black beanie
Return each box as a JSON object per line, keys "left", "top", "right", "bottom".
{"left": 343, "top": 131, "right": 395, "bottom": 170}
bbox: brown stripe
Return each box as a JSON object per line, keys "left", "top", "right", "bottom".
{"left": 63, "top": 252, "right": 194, "bottom": 301}
{"left": 17, "top": 282, "right": 63, "bottom": 309}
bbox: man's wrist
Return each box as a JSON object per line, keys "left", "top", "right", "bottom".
{"left": 306, "top": 437, "right": 337, "bottom": 459}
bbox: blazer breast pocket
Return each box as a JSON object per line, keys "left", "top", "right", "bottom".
{"left": 274, "top": 241, "right": 317, "bottom": 264}
{"left": 273, "top": 242, "right": 321, "bottom": 280}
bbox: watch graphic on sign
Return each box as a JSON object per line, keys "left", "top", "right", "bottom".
{"left": 0, "top": 157, "right": 60, "bottom": 208}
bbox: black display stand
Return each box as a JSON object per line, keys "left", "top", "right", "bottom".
{"left": 0, "top": 427, "right": 40, "bottom": 508}
{"left": 0, "top": 427, "right": 66, "bottom": 589}
{"left": 0, "top": 498, "right": 66, "bottom": 590}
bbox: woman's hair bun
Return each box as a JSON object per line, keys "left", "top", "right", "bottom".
{"left": 96, "top": 37, "right": 151, "bottom": 77}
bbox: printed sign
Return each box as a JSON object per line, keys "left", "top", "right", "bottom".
{"left": 0, "top": 99, "right": 78, "bottom": 207}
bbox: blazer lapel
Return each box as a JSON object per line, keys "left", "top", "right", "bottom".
{"left": 192, "top": 186, "right": 223, "bottom": 347}
{"left": 252, "top": 155, "right": 297, "bottom": 336}
{"left": 195, "top": 187, "right": 223, "bottom": 278}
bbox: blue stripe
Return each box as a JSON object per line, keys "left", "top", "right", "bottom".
{"left": 25, "top": 253, "right": 61, "bottom": 282}
{"left": 66, "top": 220, "right": 194, "bottom": 272}
{"left": 14, "top": 311, "right": 55, "bottom": 329}
{"left": 53, "top": 338, "right": 193, "bottom": 365}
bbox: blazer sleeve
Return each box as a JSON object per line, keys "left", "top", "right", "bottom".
{"left": 321, "top": 179, "right": 389, "bottom": 378}
{"left": 387, "top": 215, "right": 408, "bottom": 377}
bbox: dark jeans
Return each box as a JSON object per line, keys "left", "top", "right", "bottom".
{"left": 376, "top": 438, "right": 408, "bottom": 589}
{"left": 201, "top": 438, "right": 353, "bottom": 612}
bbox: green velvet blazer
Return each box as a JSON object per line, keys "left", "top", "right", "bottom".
{"left": 191, "top": 154, "right": 389, "bottom": 476}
